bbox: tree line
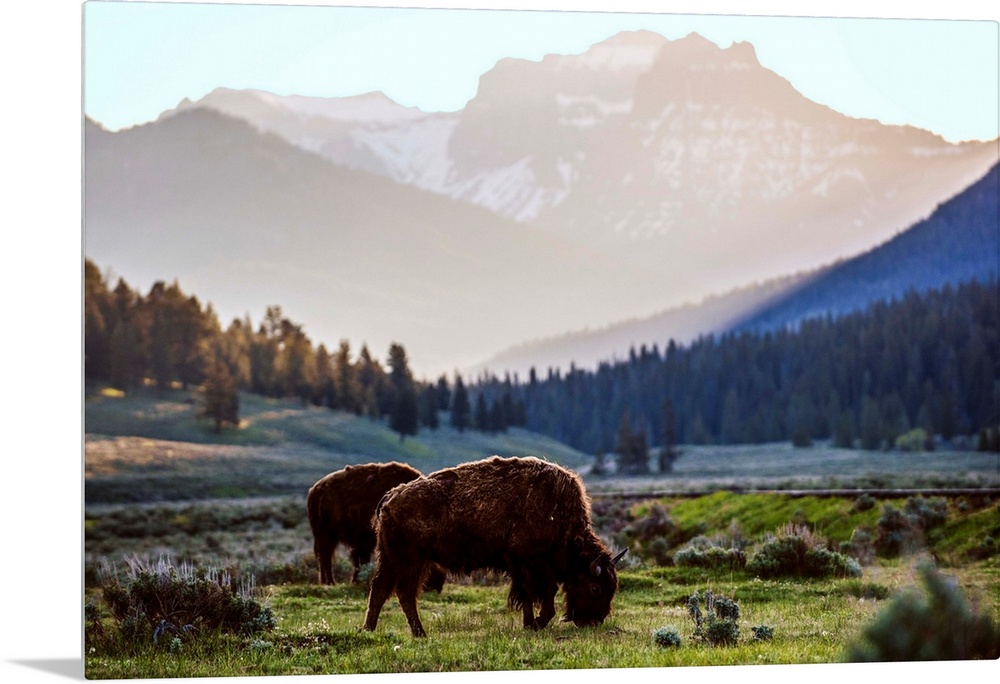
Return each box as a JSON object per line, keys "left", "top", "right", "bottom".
{"left": 84, "top": 259, "right": 524, "bottom": 438}
{"left": 473, "top": 277, "right": 1000, "bottom": 461}
{"left": 85, "top": 259, "right": 998, "bottom": 454}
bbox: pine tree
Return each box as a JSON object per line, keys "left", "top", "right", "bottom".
{"left": 488, "top": 397, "right": 507, "bottom": 433}
{"left": 390, "top": 383, "right": 420, "bottom": 441}
{"left": 860, "top": 397, "right": 884, "bottom": 450}
{"left": 615, "top": 411, "right": 649, "bottom": 475}
{"left": 659, "top": 399, "right": 679, "bottom": 473}
{"left": 201, "top": 357, "right": 239, "bottom": 433}
{"left": 420, "top": 385, "right": 440, "bottom": 430}
{"left": 356, "top": 345, "right": 383, "bottom": 418}
{"left": 435, "top": 375, "right": 451, "bottom": 411}
{"left": 387, "top": 343, "right": 419, "bottom": 440}
{"left": 474, "top": 393, "right": 490, "bottom": 432}
{"left": 451, "top": 375, "right": 471, "bottom": 433}
{"left": 313, "top": 344, "right": 336, "bottom": 408}
{"left": 84, "top": 259, "right": 113, "bottom": 382}
{"left": 109, "top": 318, "right": 144, "bottom": 391}
{"left": 333, "top": 340, "right": 360, "bottom": 413}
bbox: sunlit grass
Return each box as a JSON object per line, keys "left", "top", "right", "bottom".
{"left": 85, "top": 558, "right": 1000, "bottom": 678}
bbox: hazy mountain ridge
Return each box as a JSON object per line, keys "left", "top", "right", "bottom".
{"left": 84, "top": 109, "right": 660, "bottom": 376}
{"left": 482, "top": 162, "right": 999, "bottom": 377}
{"left": 732, "top": 161, "right": 1000, "bottom": 334}
{"left": 476, "top": 271, "right": 816, "bottom": 377}
{"left": 164, "top": 30, "right": 997, "bottom": 306}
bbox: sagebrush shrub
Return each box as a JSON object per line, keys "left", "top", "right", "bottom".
{"left": 647, "top": 537, "right": 672, "bottom": 566}
{"left": 622, "top": 503, "right": 689, "bottom": 562}
{"left": 874, "top": 497, "right": 947, "bottom": 557}
{"left": 846, "top": 563, "right": 1000, "bottom": 661}
{"left": 98, "top": 556, "right": 276, "bottom": 647}
{"left": 674, "top": 545, "right": 746, "bottom": 570}
{"left": 747, "top": 529, "right": 861, "bottom": 579}
{"left": 652, "top": 626, "right": 682, "bottom": 648}
{"left": 904, "top": 497, "right": 948, "bottom": 531}
{"left": 687, "top": 590, "right": 740, "bottom": 647}
{"left": 850, "top": 493, "right": 876, "bottom": 513}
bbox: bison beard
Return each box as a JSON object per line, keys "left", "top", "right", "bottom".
{"left": 363, "top": 456, "right": 625, "bottom": 637}
{"left": 306, "top": 462, "right": 446, "bottom": 591}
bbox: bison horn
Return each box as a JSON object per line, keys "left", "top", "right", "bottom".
{"left": 612, "top": 549, "right": 628, "bottom": 566}
{"left": 590, "top": 557, "right": 602, "bottom": 577}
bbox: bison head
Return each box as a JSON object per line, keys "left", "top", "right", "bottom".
{"left": 563, "top": 548, "right": 627, "bottom": 626}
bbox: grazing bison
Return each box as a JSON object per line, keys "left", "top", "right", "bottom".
{"left": 307, "top": 462, "right": 445, "bottom": 591}
{"left": 363, "top": 455, "right": 626, "bottom": 637}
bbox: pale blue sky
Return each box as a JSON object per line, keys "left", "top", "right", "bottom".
{"left": 83, "top": 0, "right": 999, "bottom": 143}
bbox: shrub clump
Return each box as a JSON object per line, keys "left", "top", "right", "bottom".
{"left": 97, "top": 556, "right": 276, "bottom": 650}
{"left": 620, "top": 503, "right": 691, "bottom": 564}
{"left": 840, "top": 527, "right": 877, "bottom": 566}
{"left": 747, "top": 525, "right": 861, "bottom": 579}
{"left": 750, "top": 625, "right": 775, "bottom": 641}
{"left": 674, "top": 544, "right": 746, "bottom": 571}
{"left": 874, "top": 497, "right": 949, "bottom": 557}
{"left": 850, "top": 493, "right": 876, "bottom": 513}
{"left": 846, "top": 563, "right": 1000, "bottom": 661}
{"left": 687, "top": 590, "right": 740, "bottom": 647}
{"left": 651, "top": 626, "right": 683, "bottom": 648}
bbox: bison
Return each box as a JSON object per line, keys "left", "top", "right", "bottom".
{"left": 362, "top": 455, "right": 626, "bottom": 637}
{"left": 307, "top": 461, "right": 445, "bottom": 591}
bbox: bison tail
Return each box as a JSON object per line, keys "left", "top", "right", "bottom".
{"left": 306, "top": 492, "right": 323, "bottom": 530}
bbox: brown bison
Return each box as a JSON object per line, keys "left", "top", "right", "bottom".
{"left": 307, "top": 461, "right": 445, "bottom": 591}
{"left": 363, "top": 455, "right": 626, "bottom": 637}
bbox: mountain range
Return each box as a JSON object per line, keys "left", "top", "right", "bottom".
{"left": 481, "top": 161, "right": 999, "bottom": 376}
{"left": 84, "top": 30, "right": 999, "bottom": 379}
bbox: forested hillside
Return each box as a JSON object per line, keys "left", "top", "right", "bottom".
{"left": 83, "top": 259, "right": 447, "bottom": 440}
{"left": 474, "top": 278, "right": 1000, "bottom": 459}
{"left": 85, "top": 257, "right": 999, "bottom": 458}
{"left": 734, "top": 163, "right": 999, "bottom": 333}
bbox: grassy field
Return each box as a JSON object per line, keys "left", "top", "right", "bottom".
{"left": 84, "top": 493, "right": 1000, "bottom": 679}
{"left": 85, "top": 387, "right": 594, "bottom": 504}
{"left": 85, "top": 386, "right": 1000, "bottom": 505}
{"left": 84, "top": 559, "right": 999, "bottom": 679}
{"left": 83, "top": 385, "right": 1000, "bottom": 679}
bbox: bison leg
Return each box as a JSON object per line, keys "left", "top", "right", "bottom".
{"left": 534, "top": 581, "right": 558, "bottom": 629}
{"left": 362, "top": 564, "right": 396, "bottom": 632}
{"left": 314, "top": 534, "right": 337, "bottom": 584}
{"left": 508, "top": 575, "right": 540, "bottom": 630}
{"left": 349, "top": 547, "right": 371, "bottom": 583}
{"left": 396, "top": 569, "right": 428, "bottom": 637}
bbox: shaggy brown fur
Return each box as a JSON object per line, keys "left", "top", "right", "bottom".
{"left": 362, "top": 455, "right": 625, "bottom": 637}
{"left": 307, "top": 462, "right": 445, "bottom": 590}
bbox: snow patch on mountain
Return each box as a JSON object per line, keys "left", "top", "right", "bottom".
{"left": 445, "top": 157, "right": 572, "bottom": 222}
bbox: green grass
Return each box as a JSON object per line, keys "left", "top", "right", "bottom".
{"left": 661, "top": 491, "right": 885, "bottom": 541}
{"left": 85, "top": 558, "right": 1000, "bottom": 678}
{"left": 85, "top": 489, "right": 1000, "bottom": 674}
